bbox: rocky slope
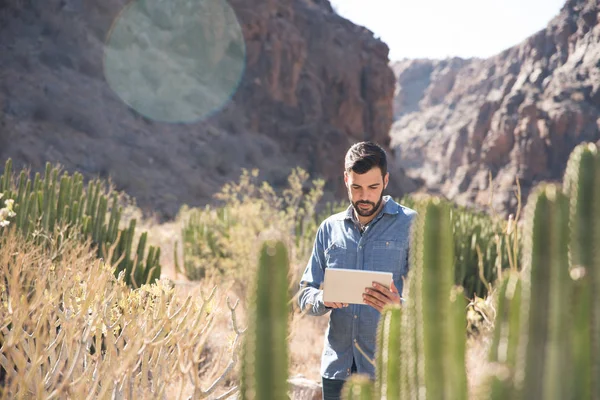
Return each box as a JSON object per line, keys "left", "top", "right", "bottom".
{"left": 390, "top": 0, "right": 600, "bottom": 214}
{"left": 0, "top": 0, "right": 412, "bottom": 219}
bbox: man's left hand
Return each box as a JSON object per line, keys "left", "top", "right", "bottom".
{"left": 362, "top": 281, "right": 401, "bottom": 312}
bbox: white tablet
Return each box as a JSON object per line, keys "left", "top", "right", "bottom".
{"left": 323, "top": 268, "right": 393, "bottom": 305}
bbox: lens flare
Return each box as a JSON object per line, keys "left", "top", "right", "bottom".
{"left": 103, "top": 0, "right": 246, "bottom": 123}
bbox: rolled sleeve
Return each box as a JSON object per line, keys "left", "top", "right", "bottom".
{"left": 298, "top": 224, "right": 330, "bottom": 316}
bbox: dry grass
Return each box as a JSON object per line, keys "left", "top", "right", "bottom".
{"left": 0, "top": 228, "right": 243, "bottom": 399}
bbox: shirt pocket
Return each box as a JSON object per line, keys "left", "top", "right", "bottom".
{"left": 369, "top": 240, "right": 404, "bottom": 275}
{"left": 324, "top": 243, "right": 349, "bottom": 269}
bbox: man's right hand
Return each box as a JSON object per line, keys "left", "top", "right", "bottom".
{"left": 324, "top": 302, "right": 348, "bottom": 308}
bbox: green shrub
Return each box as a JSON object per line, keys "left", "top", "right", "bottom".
{"left": 175, "top": 168, "right": 324, "bottom": 286}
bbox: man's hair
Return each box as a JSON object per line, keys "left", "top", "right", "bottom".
{"left": 344, "top": 141, "right": 387, "bottom": 176}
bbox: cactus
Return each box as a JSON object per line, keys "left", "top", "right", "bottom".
{"left": 375, "top": 304, "right": 401, "bottom": 400}
{"left": 240, "top": 240, "right": 290, "bottom": 400}
{"left": 563, "top": 142, "right": 600, "bottom": 399}
{"left": 342, "top": 375, "right": 374, "bottom": 400}
{"left": 513, "top": 184, "right": 571, "bottom": 400}
{"left": 177, "top": 205, "right": 233, "bottom": 280}
{"left": 401, "top": 195, "right": 514, "bottom": 299}
{"left": 0, "top": 159, "right": 160, "bottom": 287}
{"left": 404, "top": 197, "right": 468, "bottom": 400}
{"left": 485, "top": 271, "right": 522, "bottom": 399}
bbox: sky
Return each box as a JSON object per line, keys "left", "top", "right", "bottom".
{"left": 329, "top": 0, "right": 566, "bottom": 60}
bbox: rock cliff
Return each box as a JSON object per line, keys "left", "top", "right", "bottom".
{"left": 390, "top": 0, "right": 600, "bottom": 213}
{"left": 0, "top": 0, "right": 407, "bottom": 218}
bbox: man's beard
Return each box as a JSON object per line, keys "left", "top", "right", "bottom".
{"left": 351, "top": 194, "right": 383, "bottom": 217}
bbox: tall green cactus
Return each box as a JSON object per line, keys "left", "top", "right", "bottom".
{"left": 375, "top": 304, "right": 401, "bottom": 400}
{"left": 403, "top": 197, "right": 467, "bottom": 400}
{"left": 485, "top": 270, "right": 522, "bottom": 399}
{"left": 342, "top": 375, "right": 374, "bottom": 400}
{"left": 514, "top": 184, "right": 571, "bottom": 400}
{"left": 563, "top": 142, "right": 600, "bottom": 399}
{"left": 0, "top": 159, "right": 161, "bottom": 287}
{"left": 241, "top": 240, "right": 290, "bottom": 400}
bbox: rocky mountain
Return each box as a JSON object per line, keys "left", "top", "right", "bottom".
{"left": 390, "top": 0, "right": 600, "bottom": 214}
{"left": 0, "top": 0, "right": 413, "bottom": 219}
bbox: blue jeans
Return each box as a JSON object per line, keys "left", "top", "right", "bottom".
{"left": 321, "top": 359, "right": 357, "bottom": 400}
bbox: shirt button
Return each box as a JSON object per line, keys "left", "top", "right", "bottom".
{"left": 354, "top": 315, "right": 357, "bottom": 319}
{"left": 347, "top": 369, "right": 351, "bottom": 373}
{"left": 353, "top": 339, "right": 357, "bottom": 343}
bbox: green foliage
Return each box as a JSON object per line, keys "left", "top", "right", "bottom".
{"left": 0, "top": 159, "right": 160, "bottom": 287}
{"left": 482, "top": 143, "right": 599, "bottom": 400}
{"left": 241, "top": 240, "right": 290, "bottom": 400}
{"left": 341, "top": 375, "right": 374, "bottom": 400}
{"left": 176, "top": 168, "right": 324, "bottom": 285}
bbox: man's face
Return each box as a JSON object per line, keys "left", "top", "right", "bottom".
{"left": 344, "top": 167, "right": 389, "bottom": 217}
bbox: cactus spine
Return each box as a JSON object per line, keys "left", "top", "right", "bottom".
{"left": 563, "top": 142, "right": 600, "bottom": 399}
{"left": 514, "top": 184, "right": 571, "bottom": 400}
{"left": 405, "top": 198, "right": 467, "bottom": 400}
{"left": 342, "top": 375, "right": 374, "bottom": 400}
{"left": 0, "top": 159, "right": 160, "bottom": 287}
{"left": 375, "top": 304, "right": 401, "bottom": 400}
{"left": 241, "top": 240, "right": 290, "bottom": 400}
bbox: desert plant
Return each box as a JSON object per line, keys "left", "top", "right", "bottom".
{"left": 0, "top": 159, "right": 160, "bottom": 287}
{"left": 374, "top": 304, "right": 402, "bottom": 400}
{"left": 563, "top": 142, "right": 600, "bottom": 399}
{"left": 402, "top": 197, "right": 468, "bottom": 399}
{"left": 240, "top": 240, "right": 290, "bottom": 400}
{"left": 0, "top": 229, "right": 241, "bottom": 399}
{"left": 176, "top": 168, "right": 323, "bottom": 285}
{"left": 485, "top": 270, "right": 522, "bottom": 399}
{"left": 480, "top": 184, "right": 572, "bottom": 400}
{"left": 401, "top": 195, "right": 516, "bottom": 299}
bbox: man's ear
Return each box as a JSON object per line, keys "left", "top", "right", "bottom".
{"left": 344, "top": 172, "right": 348, "bottom": 187}
{"left": 384, "top": 172, "right": 389, "bottom": 189}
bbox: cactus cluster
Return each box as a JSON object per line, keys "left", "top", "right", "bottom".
{"left": 483, "top": 142, "right": 600, "bottom": 399}
{"left": 0, "top": 159, "right": 160, "bottom": 287}
{"left": 401, "top": 195, "right": 514, "bottom": 299}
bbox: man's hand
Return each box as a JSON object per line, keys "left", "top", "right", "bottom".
{"left": 324, "top": 302, "right": 348, "bottom": 309}
{"left": 362, "top": 281, "right": 401, "bottom": 312}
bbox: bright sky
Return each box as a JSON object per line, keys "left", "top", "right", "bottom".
{"left": 330, "top": 0, "right": 566, "bottom": 60}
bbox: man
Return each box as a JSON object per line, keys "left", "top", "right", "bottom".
{"left": 297, "top": 141, "right": 416, "bottom": 400}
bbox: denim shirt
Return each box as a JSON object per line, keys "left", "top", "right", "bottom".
{"left": 297, "top": 196, "right": 417, "bottom": 380}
